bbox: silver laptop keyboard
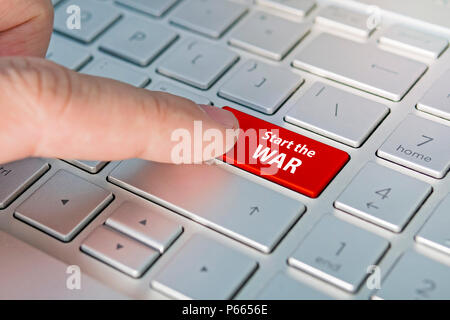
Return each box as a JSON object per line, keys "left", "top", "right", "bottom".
{"left": 0, "top": 0, "right": 449, "bottom": 299}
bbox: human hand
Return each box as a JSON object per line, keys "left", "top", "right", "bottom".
{"left": 0, "top": 0, "right": 238, "bottom": 164}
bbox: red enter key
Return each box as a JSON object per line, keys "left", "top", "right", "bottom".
{"left": 222, "top": 107, "right": 349, "bottom": 198}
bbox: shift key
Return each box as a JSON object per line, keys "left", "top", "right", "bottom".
{"left": 222, "top": 107, "right": 349, "bottom": 198}
{"left": 108, "top": 159, "right": 304, "bottom": 253}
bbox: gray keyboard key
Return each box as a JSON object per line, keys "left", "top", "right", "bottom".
{"left": 257, "top": 273, "right": 332, "bottom": 300}
{"left": 170, "top": 0, "right": 247, "bottom": 38}
{"left": 335, "top": 162, "right": 431, "bottom": 232}
{"left": 353, "top": 0, "right": 450, "bottom": 31}
{"left": 0, "top": 231, "right": 126, "bottom": 299}
{"left": 416, "top": 194, "right": 450, "bottom": 255}
{"left": 81, "top": 225, "right": 159, "bottom": 278}
{"left": 54, "top": 0, "right": 121, "bottom": 43}
{"left": 257, "top": 0, "right": 316, "bottom": 17}
{"left": 293, "top": 33, "right": 428, "bottom": 101}
{"left": 218, "top": 60, "right": 303, "bottom": 114}
{"left": 315, "top": 5, "right": 374, "bottom": 38}
{"left": 285, "top": 82, "right": 388, "bottom": 147}
{"left": 15, "top": 170, "right": 113, "bottom": 242}
{"left": 229, "top": 11, "right": 309, "bottom": 60}
{"left": 374, "top": 251, "right": 450, "bottom": 300}
{"left": 99, "top": 16, "right": 178, "bottom": 67}
{"left": 379, "top": 25, "right": 448, "bottom": 59}
{"left": 106, "top": 202, "right": 182, "bottom": 253}
{"left": 81, "top": 58, "right": 150, "bottom": 87}
{"left": 46, "top": 35, "right": 92, "bottom": 70}
{"left": 152, "top": 235, "right": 257, "bottom": 299}
{"left": 417, "top": 69, "right": 450, "bottom": 121}
{"left": 288, "top": 215, "right": 389, "bottom": 292}
{"left": 65, "top": 160, "right": 108, "bottom": 174}
{"left": 157, "top": 39, "right": 238, "bottom": 89}
{"left": 377, "top": 114, "right": 450, "bottom": 178}
{"left": 108, "top": 159, "right": 305, "bottom": 253}
{"left": 115, "top": 0, "right": 179, "bottom": 17}
{"left": 0, "top": 159, "right": 49, "bottom": 209}
{"left": 150, "top": 81, "right": 212, "bottom": 105}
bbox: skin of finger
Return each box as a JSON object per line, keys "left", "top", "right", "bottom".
{"left": 0, "top": 0, "right": 54, "bottom": 57}
{"left": 0, "top": 57, "right": 238, "bottom": 164}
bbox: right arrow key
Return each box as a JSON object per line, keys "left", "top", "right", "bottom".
{"left": 152, "top": 235, "right": 257, "bottom": 299}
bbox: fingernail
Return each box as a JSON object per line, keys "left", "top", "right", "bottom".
{"left": 198, "top": 104, "right": 239, "bottom": 129}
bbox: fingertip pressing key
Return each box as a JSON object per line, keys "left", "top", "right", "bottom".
{"left": 198, "top": 104, "right": 240, "bottom": 130}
